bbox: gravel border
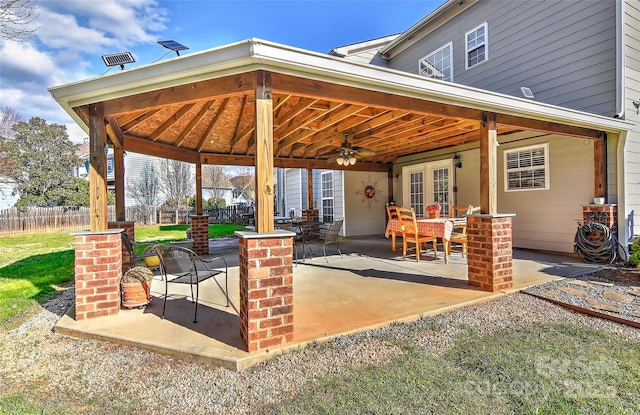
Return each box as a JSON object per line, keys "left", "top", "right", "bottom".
{"left": 1, "top": 286, "right": 639, "bottom": 414}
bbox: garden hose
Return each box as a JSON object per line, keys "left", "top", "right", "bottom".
{"left": 573, "top": 222, "right": 623, "bottom": 264}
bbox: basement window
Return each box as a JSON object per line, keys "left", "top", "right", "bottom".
{"left": 504, "top": 143, "right": 549, "bottom": 191}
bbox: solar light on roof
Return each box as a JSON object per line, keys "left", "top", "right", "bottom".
{"left": 101, "top": 52, "right": 135, "bottom": 70}
{"left": 158, "top": 40, "right": 189, "bottom": 56}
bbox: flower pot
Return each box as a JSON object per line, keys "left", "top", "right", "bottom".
{"left": 120, "top": 281, "right": 151, "bottom": 309}
{"left": 428, "top": 211, "right": 440, "bottom": 219}
{"left": 143, "top": 255, "right": 160, "bottom": 268}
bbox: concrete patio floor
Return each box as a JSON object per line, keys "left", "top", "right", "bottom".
{"left": 55, "top": 236, "right": 603, "bottom": 370}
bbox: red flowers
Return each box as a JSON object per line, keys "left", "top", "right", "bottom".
{"left": 426, "top": 204, "right": 441, "bottom": 213}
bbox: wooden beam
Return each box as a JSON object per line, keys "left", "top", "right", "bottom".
{"left": 307, "top": 168, "right": 313, "bottom": 210}
{"left": 195, "top": 162, "right": 203, "bottom": 215}
{"left": 114, "top": 146, "right": 125, "bottom": 221}
{"left": 103, "top": 73, "right": 255, "bottom": 116}
{"left": 496, "top": 114, "right": 600, "bottom": 139}
{"left": 479, "top": 113, "right": 498, "bottom": 215}
{"left": 105, "top": 116, "right": 124, "bottom": 148}
{"left": 124, "top": 134, "right": 200, "bottom": 163}
{"left": 88, "top": 103, "right": 108, "bottom": 231}
{"left": 594, "top": 133, "right": 607, "bottom": 199}
{"left": 254, "top": 71, "right": 274, "bottom": 233}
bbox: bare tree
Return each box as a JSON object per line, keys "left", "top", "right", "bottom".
{"left": 159, "top": 159, "right": 193, "bottom": 208}
{"left": 204, "top": 165, "right": 229, "bottom": 207}
{"left": 0, "top": 106, "right": 22, "bottom": 180}
{"left": 0, "top": 0, "right": 40, "bottom": 42}
{"left": 127, "top": 161, "right": 160, "bottom": 224}
{"left": 231, "top": 166, "right": 255, "bottom": 205}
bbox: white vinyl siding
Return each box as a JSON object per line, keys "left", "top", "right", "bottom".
{"left": 504, "top": 143, "right": 549, "bottom": 191}
{"left": 419, "top": 42, "right": 453, "bottom": 81}
{"left": 466, "top": 22, "right": 488, "bottom": 69}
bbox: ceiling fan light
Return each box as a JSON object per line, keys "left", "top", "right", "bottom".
{"left": 349, "top": 156, "right": 357, "bottom": 165}
{"left": 336, "top": 155, "right": 344, "bottom": 165}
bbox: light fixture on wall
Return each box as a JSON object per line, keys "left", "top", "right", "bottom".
{"left": 633, "top": 99, "right": 640, "bottom": 115}
{"left": 453, "top": 153, "right": 462, "bottom": 169}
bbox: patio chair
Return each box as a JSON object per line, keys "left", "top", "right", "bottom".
{"left": 386, "top": 204, "right": 399, "bottom": 221}
{"left": 121, "top": 233, "right": 159, "bottom": 270}
{"left": 396, "top": 206, "right": 437, "bottom": 262}
{"left": 153, "top": 244, "right": 229, "bottom": 323}
{"left": 448, "top": 205, "right": 480, "bottom": 258}
{"left": 303, "top": 219, "right": 344, "bottom": 262}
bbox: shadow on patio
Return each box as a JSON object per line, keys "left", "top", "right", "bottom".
{"left": 55, "top": 235, "right": 602, "bottom": 371}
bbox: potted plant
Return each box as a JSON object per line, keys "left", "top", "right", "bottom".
{"left": 120, "top": 266, "right": 154, "bottom": 309}
{"left": 426, "top": 203, "right": 441, "bottom": 219}
{"left": 142, "top": 244, "right": 160, "bottom": 268}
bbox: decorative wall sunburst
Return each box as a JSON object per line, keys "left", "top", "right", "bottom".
{"left": 355, "top": 175, "right": 383, "bottom": 209}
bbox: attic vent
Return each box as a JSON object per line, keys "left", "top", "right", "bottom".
{"left": 101, "top": 52, "right": 135, "bottom": 69}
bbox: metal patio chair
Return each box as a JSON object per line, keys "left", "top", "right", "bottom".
{"left": 303, "top": 219, "right": 344, "bottom": 262}
{"left": 153, "top": 244, "right": 229, "bottom": 323}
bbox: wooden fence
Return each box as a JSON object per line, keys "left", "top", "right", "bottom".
{"left": 0, "top": 205, "right": 254, "bottom": 235}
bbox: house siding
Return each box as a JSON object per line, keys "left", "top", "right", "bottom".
{"left": 622, "top": 0, "right": 640, "bottom": 239}
{"left": 386, "top": 0, "right": 617, "bottom": 116}
{"left": 284, "top": 169, "right": 304, "bottom": 217}
{"left": 343, "top": 171, "right": 388, "bottom": 236}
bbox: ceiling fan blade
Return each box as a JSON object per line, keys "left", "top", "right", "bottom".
{"left": 354, "top": 148, "right": 376, "bottom": 157}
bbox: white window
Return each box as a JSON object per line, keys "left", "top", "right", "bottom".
{"left": 419, "top": 42, "right": 453, "bottom": 82}
{"left": 504, "top": 143, "right": 549, "bottom": 191}
{"left": 466, "top": 22, "right": 488, "bottom": 69}
{"left": 321, "top": 171, "right": 334, "bottom": 222}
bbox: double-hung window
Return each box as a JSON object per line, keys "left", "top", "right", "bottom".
{"left": 321, "top": 171, "right": 334, "bottom": 222}
{"left": 466, "top": 22, "right": 488, "bottom": 69}
{"left": 419, "top": 42, "right": 453, "bottom": 82}
{"left": 504, "top": 143, "right": 549, "bottom": 191}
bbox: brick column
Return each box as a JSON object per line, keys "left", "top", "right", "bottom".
{"left": 583, "top": 204, "right": 617, "bottom": 234}
{"left": 236, "top": 230, "right": 295, "bottom": 352}
{"left": 109, "top": 221, "right": 134, "bottom": 273}
{"left": 190, "top": 215, "right": 209, "bottom": 255}
{"left": 467, "top": 214, "right": 514, "bottom": 292}
{"left": 301, "top": 209, "right": 318, "bottom": 222}
{"left": 73, "top": 229, "right": 123, "bottom": 320}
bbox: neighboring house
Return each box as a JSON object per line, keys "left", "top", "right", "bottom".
{"left": 0, "top": 176, "right": 18, "bottom": 209}
{"left": 202, "top": 166, "right": 248, "bottom": 207}
{"left": 279, "top": 0, "right": 639, "bottom": 252}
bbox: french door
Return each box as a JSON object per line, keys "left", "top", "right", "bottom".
{"left": 402, "top": 160, "right": 453, "bottom": 217}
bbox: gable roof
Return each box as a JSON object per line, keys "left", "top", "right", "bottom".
{"left": 48, "top": 38, "right": 631, "bottom": 172}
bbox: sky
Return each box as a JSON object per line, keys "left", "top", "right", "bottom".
{"left": 0, "top": 0, "right": 443, "bottom": 143}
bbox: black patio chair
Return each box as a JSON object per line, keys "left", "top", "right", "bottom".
{"left": 303, "top": 219, "right": 344, "bottom": 262}
{"left": 153, "top": 244, "right": 229, "bottom": 323}
{"left": 121, "top": 233, "right": 159, "bottom": 270}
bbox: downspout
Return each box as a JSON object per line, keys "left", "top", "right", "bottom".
{"left": 613, "top": 0, "right": 625, "bottom": 119}
{"left": 616, "top": 130, "right": 629, "bottom": 253}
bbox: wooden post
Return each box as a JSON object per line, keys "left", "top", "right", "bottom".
{"left": 479, "top": 112, "right": 498, "bottom": 215}
{"left": 594, "top": 133, "right": 607, "bottom": 200}
{"left": 307, "top": 167, "right": 313, "bottom": 209}
{"left": 195, "top": 161, "right": 203, "bottom": 215}
{"left": 89, "top": 103, "right": 108, "bottom": 231}
{"left": 254, "top": 71, "right": 274, "bottom": 233}
{"left": 114, "top": 146, "right": 125, "bottom": 221}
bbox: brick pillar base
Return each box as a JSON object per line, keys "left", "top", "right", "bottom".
{"left": 583, "top": 204, "right": 617, "bottom": 234}
{"left": 236, "top": 230, "right": 295, "bottom": 352}
{"left": 109, "top": 221, "right": 135, "bottom": 273}
{"left": 467, "top": 214, "right": 514, "bottom": 292}
{"left": 190, "top": 215, "right": 209, "bottom": 255}
{"left": 73, "top": 229, "right": 123, "bottom": 320}
{"left": 301, "top": 209, "right": 318, "bottom": 222}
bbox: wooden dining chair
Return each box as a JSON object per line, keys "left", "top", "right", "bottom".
{"left": 449, "top": 205, "right": 480, "bottom": 258}
{"left": 396, "top": 206, "right": 437, "bottom": 262}
{"left": 386, "top": 204, "right": 399, "bottom": 221}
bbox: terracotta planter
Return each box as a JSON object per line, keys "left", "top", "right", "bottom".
{"left": 121, "top": 281, "right": 152, "bottom": 308}
{"left": 428, "top": 211, "right": 440, "bottom": 219}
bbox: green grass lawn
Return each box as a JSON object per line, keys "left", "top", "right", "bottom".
{"left": 0, "top": 224, "right": 243, "bottom": 329}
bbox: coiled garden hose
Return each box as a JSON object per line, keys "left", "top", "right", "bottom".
{"left": 573, "top": 222, "right": 622, "bottom": 264}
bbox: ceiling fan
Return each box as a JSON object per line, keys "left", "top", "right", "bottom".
{"left": 328, "top": 132, "right": 376, "bottom": 166}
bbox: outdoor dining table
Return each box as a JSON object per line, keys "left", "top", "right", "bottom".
{"left": 384, "top": 217, "right": 465, "bottom": 264}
